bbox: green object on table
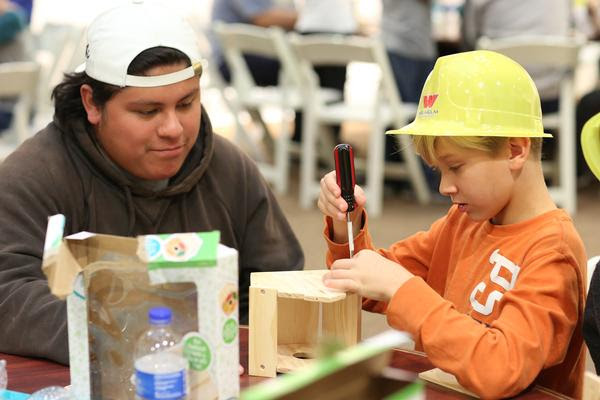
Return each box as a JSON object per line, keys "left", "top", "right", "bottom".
{"left": 382, "top": 381, "right": 425, "bottom": 400}
{"left": 241, "top": 330, "right": 414, "bottom": 400}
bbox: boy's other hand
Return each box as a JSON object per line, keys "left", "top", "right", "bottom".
{"left": 323, "top": 249, "right": 413, "bottom": 301}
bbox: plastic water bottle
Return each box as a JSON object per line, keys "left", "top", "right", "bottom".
{"left": 29, "top": 386, "right": 71, "bottom": 399}
{"left": 134, "top": 307, "right": 188, "bottom": 400}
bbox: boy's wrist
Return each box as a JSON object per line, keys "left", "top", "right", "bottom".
{"left": 384, "top": 269, "right": 414, "bottom": 300}
{"left": 332, "top": 219, "right": 349, "bottom": 243}
{"left": 331, "top": 209, "right": 364, "bottom": 243}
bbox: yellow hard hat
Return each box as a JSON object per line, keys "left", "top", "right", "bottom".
{"left": 387, "top": 50, "right": 552, "bottom": 138}
{"left": 581, "top": 112, "right": 600, "bottom": 181}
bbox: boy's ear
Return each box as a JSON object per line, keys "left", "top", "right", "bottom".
{"left": 80, "top": 84, "right": 102, "bottom": 125}
{"left": 507, "top": 137, "right": 531, "bottom": 170}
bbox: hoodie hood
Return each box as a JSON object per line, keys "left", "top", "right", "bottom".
{"left": 55, "top": 105, "right": 215, "bottom": 198}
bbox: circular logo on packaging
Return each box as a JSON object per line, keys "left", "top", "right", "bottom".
{"left": 183, "top": 334, "right": 212, "bottom": 371}
{"left": 163, "top": 234, "right": 203, "bottom": 262}
{"left": 219, "top": 284, "right": 238, "bottom": 316}
{"left": 144, "top": 235, "right": 163, "bottom": 260}
{"left": 222, "top": 318, "right": 238, "bottom": 344}
{"left": 165, "top": 237, "right": 186, "bottom": 258}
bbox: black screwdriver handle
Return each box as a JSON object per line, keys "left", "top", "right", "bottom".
{"left": 334, "top": 144, "right": 356, "bottom": 212}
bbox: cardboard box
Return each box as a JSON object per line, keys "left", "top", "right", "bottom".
{"left": 42, "top": 214, "right": 240, "bottom": 399}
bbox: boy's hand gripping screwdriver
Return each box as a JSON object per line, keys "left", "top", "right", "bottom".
{"left": 334, "top": 144, "right": 356, "bottom": 257}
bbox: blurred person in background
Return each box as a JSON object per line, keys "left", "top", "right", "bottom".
{"left": 380, "top": 0, "right": 436, "bottom": 105}
{"left": 380, "top": 0, "right": 438, "bottom": 193}
{"left": 463, "top": 0, "right": 574, "bottom": 186}
{"left": 0, "top": 0, "right": 31, "bottom": 131}
{"left": 573, "top": 0, "right": 600, "bottom": 185}
{"left": 581, "top": 111, "right": 600, "bottom": 373}
{"left": 575, "top": 86, "right": 600, "bottom": 185}
{"left": 210, "top": 0, "right": 297, "bottom": 86}
{"left": 431, "top": 0, "right": 465, "bottom": 56}
{"left": 0, "top": 0, "right": 27, "bottom": 61}
{"left": 295, "top": 0, "right": 357, "bottom": 36}
{"left": 8, "top": 0, "right": 30, "bottom": 24}
{"left": 292, "top": 0, "right": 359, "bottom": 143}
{"left": 462, "top": 0, "right": 572, "bottom": 115}
{"left": 294, "top": 0, "right": 357, "bottom": 98}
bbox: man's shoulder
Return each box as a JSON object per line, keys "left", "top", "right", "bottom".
{"left": 0, "top": 123, "right": 73, "bottom": 177}
{"left": 212, "top": 134, "right": 257, "bottom": 169}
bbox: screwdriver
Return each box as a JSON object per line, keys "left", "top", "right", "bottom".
{"left": 333, "top": 144, "right": 356, "bottom": 257}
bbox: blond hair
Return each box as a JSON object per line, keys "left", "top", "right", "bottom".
{"left": 410, "top": 136, "right": 543, "bottom": 165}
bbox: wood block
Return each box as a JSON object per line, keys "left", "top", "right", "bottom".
{"left": 249, "top": 270, "right": 361, "bottom": 377}
{"left": 277, "top": 297, "right": 319, "bottom": 346}
{"left": 249, "top": 286, "right": 278, "bottom": 377}
{"left": 250, "top": 270, "right": 346, "bottom": 302}
{"left": 322, "top": 293, "right": 361, "bottom": 346}
{"left": 277, "top": 343, "right": 316, "bottom": 373}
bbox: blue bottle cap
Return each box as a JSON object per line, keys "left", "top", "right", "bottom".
{"left": 148, "top": 306, "right": 172, "bottom": 325}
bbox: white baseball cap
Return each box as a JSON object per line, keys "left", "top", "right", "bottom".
{"left": 81, "top": 0, "right": 202, "bottom": 87}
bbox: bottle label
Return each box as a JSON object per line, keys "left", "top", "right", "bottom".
{"left": 135, "top": 368, "right": 186, "bottom": 400}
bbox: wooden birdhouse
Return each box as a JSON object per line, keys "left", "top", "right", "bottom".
{"left": 248, "top": 270, "right": 361, "bottom": 377}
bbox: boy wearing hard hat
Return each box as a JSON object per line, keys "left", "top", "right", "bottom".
{"left": 582, "top": 114, "right": 600, "bottom": 374}
{"left": 318, "top": 50, "right": 587, "bottom": 398}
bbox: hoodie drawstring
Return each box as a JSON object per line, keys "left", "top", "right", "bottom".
{"left": 124, "top": 187, "right": 136, "bottom": 235}
{"left": 179, "top": 195, "right": 190, "bottom": 233}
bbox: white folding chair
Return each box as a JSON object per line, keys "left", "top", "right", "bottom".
{"left": 32, "top": 23, "right": 86, "bottom": 130}
{"left": 0, "top": 61, "right": 41, "bottom": 160}
{"left": 477, "top": 36, "right": 583, "bottom": 215}
{"left": 213, "top": 22, "right": 341, "bottom": 195}
{"left": 289, "top": 33, "right": 431, "bottom": 216}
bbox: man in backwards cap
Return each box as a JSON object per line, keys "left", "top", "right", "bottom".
{"left": 0, "top": 0, "right": 303, "bottom": 364}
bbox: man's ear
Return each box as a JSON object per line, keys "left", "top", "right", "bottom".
{"left": 80, "top": 84, "right": 102, "bottom": 125}
{"left": 507, "top": 137, "right": 531, "bottom": 170}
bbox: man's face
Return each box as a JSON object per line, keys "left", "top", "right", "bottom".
{"left": 90, "top": 62, "right": 201, "bottom": 180}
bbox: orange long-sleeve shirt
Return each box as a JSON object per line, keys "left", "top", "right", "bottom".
{"left": 325, "top": 206, "right": 587, "bottom": 398}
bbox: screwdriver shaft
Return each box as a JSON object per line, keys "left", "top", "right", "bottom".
{"left": 346, "top": 212, "right": 354, "bottom": 257}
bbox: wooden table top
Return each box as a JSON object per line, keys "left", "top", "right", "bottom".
{"left": 1, "top": 327, "right": 568, "bottom": 399}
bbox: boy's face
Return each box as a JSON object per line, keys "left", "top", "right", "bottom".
{"left": 433, "top": 138, "right": 514, "bottom": 223}
{"left": 86, "top": 62, "right": 201, "bottom": 180}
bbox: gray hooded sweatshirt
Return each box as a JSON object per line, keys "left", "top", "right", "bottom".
{"left": 0, "top": 107, "right": 303, "bottom": 364}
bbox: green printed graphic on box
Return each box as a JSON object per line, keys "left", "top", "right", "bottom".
{"left": 143, "top": 231, "right": 220, "bottom": 270}
{"left": 44, "top": 214, "right": 65, "bottom": 252}
{"left": 183, "top": 333, "right": 212, "bottom": 371}
{"left": 223, "top": 318, "right": 238, "bottom": 344}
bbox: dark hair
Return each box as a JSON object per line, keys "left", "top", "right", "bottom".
{"left": 51, "top": 46, "right": 191, "bottom": 124}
